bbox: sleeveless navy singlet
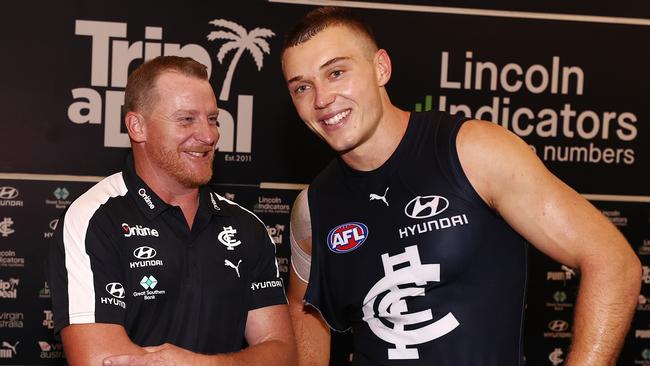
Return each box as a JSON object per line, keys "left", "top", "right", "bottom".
{"left": 305, "top": 111, "right": 527, "bottom": 365}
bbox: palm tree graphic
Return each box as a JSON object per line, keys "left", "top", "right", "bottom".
{"left": 207, "top": 19, "right": 275, "bottom": 101}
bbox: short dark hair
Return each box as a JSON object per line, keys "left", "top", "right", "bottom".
{"left": 282, "top": 6, "right": 377, "bottom": 52}
{"left": 125, "top": 56, "right": 208, "bottom": 113}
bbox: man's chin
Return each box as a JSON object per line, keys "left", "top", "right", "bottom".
{"left": 196, "top": 174, "right": 213, "bottom": 186}
{"left": 175, "top": 170, "right": 213, "bottom": 188}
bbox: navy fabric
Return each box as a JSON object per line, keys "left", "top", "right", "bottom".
{"left": 305, "top": 111, "right": 527, "bottom": 365}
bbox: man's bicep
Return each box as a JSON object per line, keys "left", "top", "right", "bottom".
{"left": 502, "top": 173, "right": 629, "bottom": 268}
{"left": 61, "top": 323, "right": 144, "bottom": 366}
{"left": 457, "top": 120, "right": 628, "bottom": 266}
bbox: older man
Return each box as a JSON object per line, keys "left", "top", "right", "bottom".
{"left": 48, "top": 56, "right": 296, "bottom": 366}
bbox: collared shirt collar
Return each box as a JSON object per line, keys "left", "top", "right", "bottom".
{"left": 201, "top": 185, "right": 229, "bottom": 217}
{"left": 122, "top": 154, "right": 229, "bottom": 219}
{"left": 122, "top": 154, "right": 168, "bottom": 219}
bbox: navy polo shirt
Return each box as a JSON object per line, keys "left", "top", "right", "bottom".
{"left": 48, "top": 155, "right": 286, "bottom": 353}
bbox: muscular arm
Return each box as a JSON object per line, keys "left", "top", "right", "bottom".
{"left": 196, "top": 304, "right": 297, "bottom": 366}
{"left": 457, "top": 120, "right": 641, "bottom": 365}
{"left": 102, "top": 305, "right": 296, "bottom": 366}
{"left": 62, "top": 324, "right": 146, "bottom": 365}
{"left": 287, "top": 189, "right": 331, "bottom": 366}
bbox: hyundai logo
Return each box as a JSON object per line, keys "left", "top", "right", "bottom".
{"left": 0, "top": 187, "right": 19, "bottom": 200}
{"left": 105, "top": 282, "right": 125, "bottom": 298}
{"left": 548, "top": 319, "right": 569, "bottom": 332}
{"left": 133, "top": 246, "right": 157, "bottom": 260}
{"left": 404, "top": 195, "right": 449, "bottom": 219}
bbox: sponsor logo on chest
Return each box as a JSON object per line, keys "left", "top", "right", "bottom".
{"left": 122, "top": 223, "right": 159, "bottom": 238}
{"left": 218, "top": 226, "right": 242, "bottom": 250}
{"left": 327, "top": 222, "right": 369, "bottom": 253}
{"left": 129, "top": 246, "right": 163, "bottom": 269}
{"left": 398, "top": 195, "right": 470, "bottom": 239}
{"left": 133, "top": 275, "right": 166, "bottom": 300}
{"left": 363, "top": 244, "right": 459, "bottom": 360}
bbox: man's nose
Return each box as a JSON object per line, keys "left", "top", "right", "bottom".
{"left": 314, "top": 84, "right": 335, "bottom": 109}
{"left": 195, "top": 118, "right": 219, "bottom": 146}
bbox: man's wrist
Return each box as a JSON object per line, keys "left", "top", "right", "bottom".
{"left": 193, "top": 352, "right": 230, "bottom": 366}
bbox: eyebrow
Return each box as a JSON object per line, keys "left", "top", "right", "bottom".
{"left": 171, "top": 109, "right": 219, "bottom": 116}
{"left": 286, "top": 57, "right": 351, "bottom": 85}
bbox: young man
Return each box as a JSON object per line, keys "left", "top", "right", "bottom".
{"left": 48, "top": 56, "right": 296, "bottom": 366}
{"left": 282, "top": 7, "right": 640, "bottom": 366}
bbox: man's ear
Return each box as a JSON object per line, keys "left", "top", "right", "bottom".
{"left": 125, "top": 111, "right": 146, "bottom": 143}
{"left": 374, "top": 49, "right": 392, "bottom": 87}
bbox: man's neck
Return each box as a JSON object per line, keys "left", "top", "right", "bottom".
{"left": 340, "top": 105, "right": 410, "bottom": 171}
{"left": 134, "top": 158, "right": 201, "bottom": 229}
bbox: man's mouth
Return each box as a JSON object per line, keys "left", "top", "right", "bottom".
{"left": 184, "top": 150, "right": 212, "bottom": 158}
{"left": 320, "top": 109, "right": 351, "bottom": 126}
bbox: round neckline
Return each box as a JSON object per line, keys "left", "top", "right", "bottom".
{"left": 337, "top": 113, "right": 417, "bottom": 178}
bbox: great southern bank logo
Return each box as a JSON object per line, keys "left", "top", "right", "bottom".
{"left": 327, "top": 222, "right": 369, "bottom": 253}
{"left": 69, "top": 18, "right": 275, "bottom": 162}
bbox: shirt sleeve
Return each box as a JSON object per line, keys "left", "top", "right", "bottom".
{"left": 48, "top": 199, "right": 126, "bottom": 334}
{"left": 246, "top": 220, "right": 288, "bottom": 311}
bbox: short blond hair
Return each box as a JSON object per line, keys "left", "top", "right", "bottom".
{"left": 282, "top": 7, "right": 378, "bottom": 55}
{"left": 124, "top": 56, "right": 208, "bottom": 114}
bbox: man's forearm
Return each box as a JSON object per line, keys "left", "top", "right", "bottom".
{"left": 195, "top": 339, "right": 296, "bottom": 366}
{"left": 104, "top": 338, "right": 296, "bottom": 366}
{"left": 289, "top": 301, "right": 330, "bottom": 366}
{"left": 566, "top": 255, "right": 641, "bottom": 365}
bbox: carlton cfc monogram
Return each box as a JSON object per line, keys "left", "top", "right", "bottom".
{"left": 362, "top": 245, "right": 459, "bottom": 360}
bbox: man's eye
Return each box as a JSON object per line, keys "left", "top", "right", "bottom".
{"left": 331, "top": 70, "right": 343, "bottom": 78}
{"left": 208, "top": 117, "right": 220, "bottom": 127}
{"left": 294, "top": 85, "right": 310, "bottom": 94}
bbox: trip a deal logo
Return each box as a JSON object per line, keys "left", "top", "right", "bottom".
{"left": 327, "top": 222, "right": 369, "bottom": 254}
{"left": 68, "top": 18, "right": 275, "bottom": 163}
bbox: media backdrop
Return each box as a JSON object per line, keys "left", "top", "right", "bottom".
{"left": 1, "top": 1, "right": 648, "bottom": 365}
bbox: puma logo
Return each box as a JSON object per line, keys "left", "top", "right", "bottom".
{"left": 369, "top": 187, "right": 389, "bottom": 206}
{"left": 224, "top": 259, "right": 243, "bottom": 278}
{"left": 2, "top": 341, "right": 18, "bottom": 355}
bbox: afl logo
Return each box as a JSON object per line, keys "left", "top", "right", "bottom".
{"left": 327, "top": 222, "right": 368, "bottom": 253}
{"left": 133, "top": 246, "right": 157, "bottom": 260}
{"left": 404, "top": 195, "right": 449, "bottom": 219}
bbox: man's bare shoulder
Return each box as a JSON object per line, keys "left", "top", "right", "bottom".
{"left": 290, "top": 188, "right": 312, "bottom": 253}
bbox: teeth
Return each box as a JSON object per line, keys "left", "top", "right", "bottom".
{"left": 187, "top": 152, "right": 205, "bottom": 157}
{"left": 322, "top": 110, "right": 350, "bottom": 125}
